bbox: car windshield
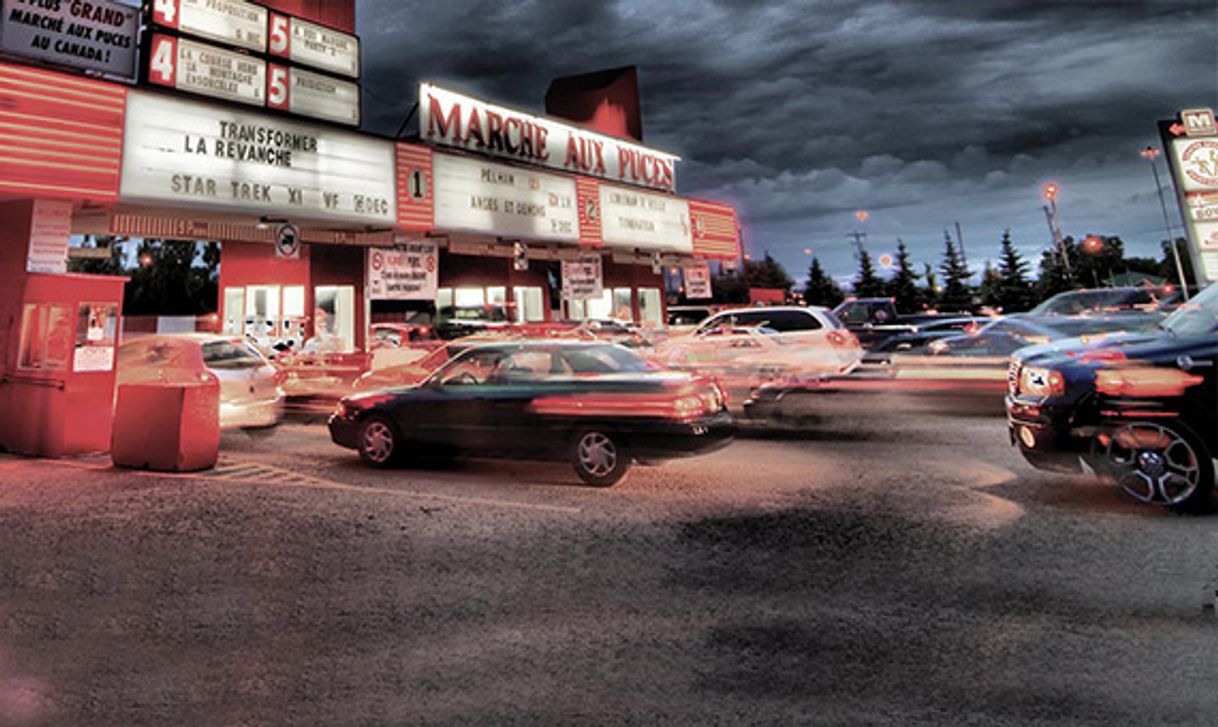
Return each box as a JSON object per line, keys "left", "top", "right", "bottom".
{"left": 439, "top": 305, "right": 509, "bottom": 323}
{"left": 1161, "top": 284, "right": 1218, "bottom": 337}
{"left": 1027, "top": 288, "right": 1159, "bottom": 316}
{"left": 201, "top": 340, "right": 265, "bottom": 368}
{"left": 427, "top": 344, "right": 655, "bottom": 385}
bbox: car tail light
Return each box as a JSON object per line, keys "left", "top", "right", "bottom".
{"left": 827, "top": 330, "right": 858, "bottom": 348}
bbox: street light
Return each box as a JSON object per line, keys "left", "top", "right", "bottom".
{"left": 803, "top": 247, "right": 813, "bottom": 255}
{"left": 1140, "top": 145, "right": 1190, "bottom": 300}
{"left": 1082, "top": 235, "right": 1104, "bottom": 254}
{"left": 1041, "top": 182, "right": 1069, "bottom": 274}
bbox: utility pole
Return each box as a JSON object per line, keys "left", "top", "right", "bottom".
{"left": 954, "top": 221, "right": 968, "bottom": 273}
{"left": 1042, "top": 183, "right": 1070, "bottom": 274}
{"left": 846, "top": 230, "right": 867, "bottom": 260}
{"left": 1141, "top": 146, "right": 1190, "bottom": 300}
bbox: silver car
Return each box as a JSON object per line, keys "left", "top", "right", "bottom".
{"left": 116, "top": 334, "right": 284, "bottom": 430}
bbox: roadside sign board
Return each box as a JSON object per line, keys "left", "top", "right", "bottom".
{"left": 1161, "top": 114, "right": 1218, "bottom": 285}
{"left": 683, "top": 262, "right": 713, "bottom": 299}
{"left": 0, "top": 0, "right": 139, "bottom": 80}
{"left": 561, "top": 254, "right": 604, "bottom": 300}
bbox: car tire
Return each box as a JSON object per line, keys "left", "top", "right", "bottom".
{"left": 1095, "top": 419, "right": 1215, "bottom": 514}
{"left": 358, "top": 415, "right": 401, "bottom": 468}
{"left": 571, "top": 429, "right": 630, "bottom": 487}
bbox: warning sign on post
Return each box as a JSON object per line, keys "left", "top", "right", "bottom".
{"left": 561, "top": 254, "right": 603, "bottom": 300}
{"left": 367, "top": 242, "right": 438, "bottom": 300}
{"left": 683, "top": 262, "right": 713, "bottom": 299}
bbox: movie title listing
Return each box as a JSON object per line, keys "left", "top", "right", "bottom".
{"left": 151, "top": 0, "right": 267, "bottom": 53}
{"left": 1, "top": 0, "right": 138, "bottom": 79}
{"left": 432, "top": 153, "right": 580, "bottom": 243}
{"left": 420, "top": 83, "right": 679, "bottom": 193}
{"left": 599, "top": 185, "right": 693, "bottom": 253}
{"left": 149, "top": 34, "right": 265, "bottom": 107}
{"left": 121, "top": 91, "right": 394, "bottom": 225}
{"left": 269, "top": 13, "right": 359, "bottom": 78}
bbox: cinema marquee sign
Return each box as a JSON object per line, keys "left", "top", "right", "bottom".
{"left": 120, "top": 90, "right": 394, "bottom": 226}
{"left": 419, "top": 83, "right": 680, "bottom": 193}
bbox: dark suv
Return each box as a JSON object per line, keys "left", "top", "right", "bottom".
{"left": 1005, "top": 284, "right": 1217, "bottom": 512}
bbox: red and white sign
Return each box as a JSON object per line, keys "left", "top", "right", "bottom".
{"left": 26, "top": 199, "right": 73, "bottom": 274}
{"left": 367, "top": 242, "right": 438, "bottom": 300}
{"left": 269, "top": 65, "right": 359, "bottom": 126}
{"left": 683, "top": 262, "right": 713, "bottom": 299}
{"left": 1171, "top": 138, "right": 1218, "bottom": 193}
{"left": 268, "top": 13, "right": 359, "bottom": 79}
{"left": 1181, "top": 108, "right": 1217, "bottom": 138}
{"left": 152, "top": 0, "right": 268, "bottom": 53}
{"left": 561, "top": 254, "right": 604, "bottom": 300}
{"left": 149, "top": 34, "right": 266, "bottom": 108}
{"left": 420, "top": 83, "right": 679, "bottom": 193}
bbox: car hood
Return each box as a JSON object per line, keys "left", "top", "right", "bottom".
{"left": 1013, "top": 328, "right": 1210, "bottom": 368}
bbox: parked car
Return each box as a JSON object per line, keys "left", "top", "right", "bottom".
{"left": 832, "top": 297, "right": 964, "bottom": 348}
{"left": 329, "top": 341, "right": 735, "bottom": 486}
{"left": 863, "top": 316, "right": 988, "bottom": 363}
{"left": 116, "top": 334, "right": 283, "bottom": 430}
{"left": 927, "top": 317, "right": 1063, "bottom": 358}
{"left": 1026, "top": 286, "right": 1177, "bottom": 317}
{"left": 433, "top": 303, "right": 514, "bottom": 339}
{"left": 1006, "top": 283, "right": 1218, "bottom": 512}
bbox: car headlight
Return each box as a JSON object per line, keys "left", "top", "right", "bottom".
{"left": 1019, "top": 366, "right": 1066, "bottom": 398}
{"left": 927, "top": 340, "right": 949, "bottom": 355}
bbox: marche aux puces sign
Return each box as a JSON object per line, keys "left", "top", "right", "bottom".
{"left": 419, "top": 83, "right": 680, "bottom": 194}
{"left": 1165, "top": 107, "right": 1218, "bottom": 284}
{"left": 0, "top": 0, "right": 139, "bottom": 79}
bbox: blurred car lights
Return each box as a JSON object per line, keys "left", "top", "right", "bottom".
{"left": 1095, "top": 367, "right": 1202, "bottom": 398}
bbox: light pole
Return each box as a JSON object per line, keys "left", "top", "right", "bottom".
{"left": 1140, "top": 146, "right": 1190, "bottom": 300}
{"left": 847, "top": 210, "right": 868, "bottom": 259}
{"left": 1042, "top": 182, "right": 1070, "bottom": 274}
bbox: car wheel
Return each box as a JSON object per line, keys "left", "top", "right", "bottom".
{"left": 359, "top": 415, "right": 400, "bottom": 468}
{"left": 1097, "top": 420, "right": 1215, "bottom": 513}
{"left": 571, "top": 429, "right": 630, "bottom": 487}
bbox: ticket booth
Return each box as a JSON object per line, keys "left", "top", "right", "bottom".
{"left": 0, "top": 273, "right": 125, "bottom": 457}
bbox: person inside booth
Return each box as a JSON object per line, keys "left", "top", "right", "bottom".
{"left": 302, "top": 307, "right": 346, "bottom": 354}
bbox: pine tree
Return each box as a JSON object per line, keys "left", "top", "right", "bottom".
{"left": 884, "top": 239, "right": 921, "bottom": 314}
{"left": 922, "top": 262, "right": 939, "bottom": 310}
{"left": 938, "top": 232, "right": 973, "bottom": 311}
{"left": 1036, "top": 244, "right": 1076, "bottom": 300}
{"left": 803, "top": 257, "right": 845, "bottom": 307}
{"left": 745, "top": 253, "right": 795, "bottom": 292}
{"left": 852, "top": 249, "right": 885, "bottom": 297}
{"left": 995, "top": 230, "right": 1033, "bottom": 312}
{"left": 979, "top": 259, "right": 1003, "bottom": 310}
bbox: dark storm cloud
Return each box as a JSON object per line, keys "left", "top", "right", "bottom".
{"left": 356, "top": 0, "right": 1217, "bottom": 281}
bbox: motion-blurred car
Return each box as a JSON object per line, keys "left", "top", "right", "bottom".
{"left": 656, "top": 306, "right": 862, "bottom": 395}
{"left": 116, "top": 334, "right": 283, "bottom": 430}
{"left": 1026, "top": 286, "right": 1177, "bottom": 317}
{"left": 927, "top": 317, "right": 1063, "bottom": 359}
{"left": 863, "top": 316, "right": 988, "bottom": 363}
{"left": 329, "top": 341, "right": 735, "bottom": 485}
{"left": 369, "top": 322, "right": 436, "bottom": 350}
{"left": 433, "top": 303, "right": 514, "bottom": 339}
{"left": 1006, "top": 283, "right": 1218, "bottom": 512}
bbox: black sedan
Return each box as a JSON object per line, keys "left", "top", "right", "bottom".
{"left": 329, "top": 341, "right": 735, "bottom": 486}
{"left": 1006, "top": 284, "right": 1217, "bottom": 512}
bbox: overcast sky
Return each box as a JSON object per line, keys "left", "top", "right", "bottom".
{"left": 356, "top": 0, "right": 1217, "bottom": 286}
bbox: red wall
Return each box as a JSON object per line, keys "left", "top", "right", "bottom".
{"left": 0, "top": 200, "right": 35, "bottom": 377}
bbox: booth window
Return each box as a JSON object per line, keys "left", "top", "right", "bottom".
{"left": 638, "top": 288, "right": 663, "bottom": 325}
{"left": 513, "top": 286, "right": 545, "bottom": 322}
{"left": 18, "top": 303, "right": 73, "bottom": 371}
{"left": 312, "top": 285, "right": 355, "bottom": 353}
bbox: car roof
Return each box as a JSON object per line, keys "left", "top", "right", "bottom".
{"left": 710, "top": 306, "right": 830, "bottom": 315}
{"left": 121, "top": 333, "right": 240, "bottom": 346}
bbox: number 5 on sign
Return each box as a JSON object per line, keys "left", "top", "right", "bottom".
{"left": 267, "top": 64, "right": 289, "bottom": 110}
{"left": 149, "top": 35, "right": 177, "bottom": 87}
{"left": 152, "top": 0, "right": 178, "bottom": 27}
{"left": 268, "top": 14, "right": 290, "bottom": 56}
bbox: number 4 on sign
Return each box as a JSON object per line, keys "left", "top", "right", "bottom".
{"left": 152, "top": 0, "right": 178, "bottom": 27}
{"left": 149, "top": 35, "right": 177, "bottom": 87}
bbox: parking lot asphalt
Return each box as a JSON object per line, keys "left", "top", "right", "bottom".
{"left": 0, "top": 388, "right": 1215, "bottom": 725}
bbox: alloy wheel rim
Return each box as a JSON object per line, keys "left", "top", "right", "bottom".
{"left": 578, "top": 432, "right": 617, "bottom": 476}
{"left": 363, "top": 421, "right": 394, "bottom": 463}
{"left": 1105, "top": 423, "right": 1200, "bottom": 505}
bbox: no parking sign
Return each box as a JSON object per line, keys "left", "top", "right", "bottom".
{"left": 367, "top": 241, "right": 438, "bottom": 300}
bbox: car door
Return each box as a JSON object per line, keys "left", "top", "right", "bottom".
{"left": 406, "top": 348, "right": 509, "bottom": 452}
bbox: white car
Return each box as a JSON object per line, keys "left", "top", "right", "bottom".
{"left": 117, "top": 334, "right": 284, "bottom": 430}
{"left": 655, "top": 306, "right": 862, "bottom": 391}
